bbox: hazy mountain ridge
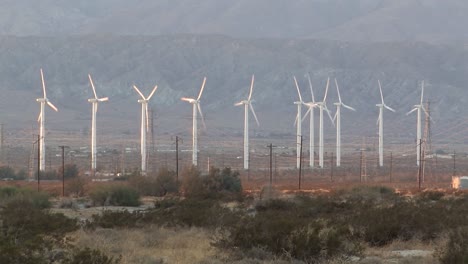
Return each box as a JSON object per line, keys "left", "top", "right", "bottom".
{"left": 0, "top": 35, "right": 466, "bottom": 142}
{"left": 2, "top": 0, "right": 468, "bottom": 43}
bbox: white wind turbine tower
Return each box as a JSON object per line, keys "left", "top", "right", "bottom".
{"left": 406, "top": 81, "right": 428, "bottom": 166}
{"left": 376, "top": 80, "right": 395, "bottom": 167}
{"left": 133, "top": 84, "right": 158, "bottom": 173}
{"left": 87, "top": 74, "right": 109, "bottom": 174}
{"left": 36, "top": 69, "right": 58, "bottom": 171}
{"left": 181, "top": 77, "right": 206, "bottom": 167}
{"left": 293, "top": 76, "right": 305, "bottom": 169}
{"left": 302, "top": 74, "right": 318, "bottom": 167}
{"left": 333, "top": 79, "right": 356, "bottom": 167}
{"left": 235, "top": 75, "right": 260, "bottom": 170}
{"left": 315, "top": 77, "right": 333, "bottom": 168}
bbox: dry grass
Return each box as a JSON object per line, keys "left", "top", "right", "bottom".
{"left": 72, "top": 226, "right": 222, "bottom": 264}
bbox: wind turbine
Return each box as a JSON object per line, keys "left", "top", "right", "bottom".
{"left": 406, "top": 81, "right": 428, "bottom": 166}
{"left": 36, "top": 69, "right": 58, "bottom": 171}
{"left": 302, "top": 74, "right": 318, "bottom": 167}
{"left": 133, "top": 84, "right": 158, "bottom": 173}
{"left": 315, "top": 77, "right": 333, "bottom": 168}
{"left": 181, "top": 77, "right": 206, "bottom": 167}
{"left": 376, "top": 80, "right": 395, "bottom": 167}
{"left": 235, "top": 75, "right": 260, "bottom": 170}
{"left": 333, "top": 79, "right": 356, "bottom": 167}
{"left": 293, "top": 76, "right": 304, "bottom": 169}
{"left": 87, "top": 74, "right": 109, "bottom": 174}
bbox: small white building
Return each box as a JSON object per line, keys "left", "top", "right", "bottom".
{"left": 452, "top": 176, "right": 468, "bottom": 189}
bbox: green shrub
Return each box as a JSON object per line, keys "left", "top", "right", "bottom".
{"left": 67, "top": 177, "right": 87, "bottom": 197}
{"left": 67, "top": 247, "right": 120, "bottom": 264}
{"left": 437, "top": 227, "right": 468, "bottom": 264}
{"left": 182, "top": 166, "right": 242, "bottom": 200}
{"left": 129, "top": 167, "right": 178, "bottom": 197}
{"left": 220, "top": 210, "right": 360, "bottom": 261}
{"left": 420, "top": 190, "right": 445, "bottom": 201}
{"left": 0, "top": 186, "right": 50, "bottom": 209}
{"left": 90, "top": 185, "right": 140, "bottom": 206}
{"left": 0, "top": 199, "right": 77, "bottom": 263}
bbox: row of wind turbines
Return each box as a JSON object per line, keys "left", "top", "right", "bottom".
{"left": 35, "top": 69, "right": 428, "bottom": 174}
{"left": 291, "top": 74, "right": 428, "bottom": 171}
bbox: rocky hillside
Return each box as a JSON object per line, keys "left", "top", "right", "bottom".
{"left": 0, "top": 35, "right": 466, "bottom": 144}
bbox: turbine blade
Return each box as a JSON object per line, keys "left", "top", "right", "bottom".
{"left": 147, "top": 85, "right": 158, "bottom": 100}
{"left": 307, "top": 73, "right": 316, "bottom": 103}
{"left": 37, "top": 112, "right": 42, "bottom": 122}
{"left": 293, "top": 76, "right": 303, "bottom": 102}
{"left": 249, "top": 104, "right": 260, "bottom": 126}
{"left": 248, "top": 75, "right": 255, "bottom": 101}
{"left": 98, "top": 97, "right": 109, "bottom": 102}
{"left": 47, "top": 101, "right": 58, "bottom": 112}
{"left": 333, "top": 111, "right": 338, "bottom": 123}
{"left": 406, "top": 108, "right": 418, "bottom": 115}
{"left": 294, "top": 112, "right": 299, "bottom": 126}
{"left": 234, "top": 101, "right": 244, "bottom": 106}
{"left": 302, "top": 107, "right": 312, "bottom": 122}
{"left": 384, "top": 104, "right": 396, "bottom": 112}
{"left": 324, "top": 106, "right": 334, "bottom": 125}
{"left": 422, "top": 106, "right": 434, "bottom": 122}
{"left": 88, "top": 74, "right": 98, "bottom": 99}
{"left": 420, "top": 80, "right": 425, "bottom": 105}
{"left": 377, "top": 114, "right": 381, "bottom": 126}
{"left": 323, "top": 77, "right": 330, "bottom": 102}
{"left": 334, "top": 78, "right": 342, "bottom": 103}
{"left": 197, "top": 77, "right": 206, "bottom": 101}
{"left": 378, "top": 80, "right": 385, "bottom": 104}
{"left": 197, "top": 103, "right": 206, "bottom": 129}
{"left": 342, "top": 103, "right": 356, "bottom": 111}
{"left": 40, "top": 68, "right": 47, "bottom": 98}
{"left": 133, "top": 85, "right": 145, "bottom": 99}
{"left": 181, "top": 97, "right": 194, "bottom": 102}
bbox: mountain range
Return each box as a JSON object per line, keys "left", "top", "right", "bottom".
{"left": 0, "top": 1, "right": 467, "bottom": 147}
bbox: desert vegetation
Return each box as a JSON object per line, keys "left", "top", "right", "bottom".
{"left": 2, "top": 166, "right": 468, "bottom": 263}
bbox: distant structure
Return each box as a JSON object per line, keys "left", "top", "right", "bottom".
{"left": 235, "top": 75, "right": 260, "bottom": 170}
{"left": 87, "top": 74, "right": 109, "bottom": 174}
{"left": 376, "top": 80, "right": 395, "bottom": 167}
{"left": 407, "top": 81, "right": 428, "bottom": 166}
{"left": 333, "top": 79, "right": 356, "bottom": 167}
{"left": 316, "top": 77, "right": 333, "bottom": 168}
{"left": 293, "top": 76, "right": 305, "bottom": 169}
{"left": 36, "top": 69, "right": 58, "bottom": 171}
{"left": 302, "top": 74, "right": 318, "bottom": 168}
{"left": 181, "top": 77, "right": 206, "bottom": 167}
{"left": 133, "top": 84, "right": 158, "bottom": 173}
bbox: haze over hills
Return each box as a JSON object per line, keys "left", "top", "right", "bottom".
{"left": 0, "top": 1, "right": 467, "bottom": 147}
{"left": 0, "top": 35, "right": 466, "bottom": 145}
{"left": 2, "top": 0, "right": 468, "bottom": 43}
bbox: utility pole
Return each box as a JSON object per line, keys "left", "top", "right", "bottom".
{"left": 298, "top": 136, "right": 303, "bottom": 190}
{"left": 268, "top": 143, "right": 275, "bottom": 188}
{"left": 59, "top": 146, "right": 68, "bottom": 197}
{"left": 174, "top": 136, "right": 181, "bottom": 184}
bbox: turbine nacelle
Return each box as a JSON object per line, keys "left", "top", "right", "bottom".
{"left": 182, "top": 97, "right": 198, "bottom": 104}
